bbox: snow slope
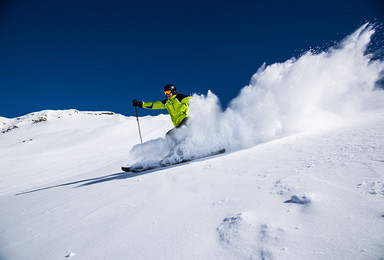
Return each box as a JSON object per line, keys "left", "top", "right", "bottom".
{"left": 0, "top": 23, "right": 384, "bottom": 259}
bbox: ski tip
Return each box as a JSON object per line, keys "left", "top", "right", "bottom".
{"left": 121, "top": 166, "right": 131, "bottom": 172}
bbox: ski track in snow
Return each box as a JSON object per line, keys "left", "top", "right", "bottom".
{"left": 217, "top": 212, "right": 286, "bottom": 259}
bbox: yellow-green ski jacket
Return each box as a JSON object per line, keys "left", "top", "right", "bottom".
{"left": 142, "top": 93, "right": 191, "bottom": 127}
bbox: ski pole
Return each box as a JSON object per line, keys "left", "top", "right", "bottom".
{"left": 135, "top": 106, "right": 143, "bottom": 144}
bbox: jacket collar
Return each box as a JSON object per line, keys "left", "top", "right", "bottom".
{"left": 168, "top": 94, "right": 177, "bottom": 101}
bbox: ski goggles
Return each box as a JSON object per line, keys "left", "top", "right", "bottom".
{"left": 164, "top": 90, "right": 172, "bottom": 95}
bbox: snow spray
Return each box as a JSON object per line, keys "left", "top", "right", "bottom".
{"left": 184, "top": 23, "right": 384, "bottom": 153}
{"left": 130, "top": 23, "right": 384, "bottom": 164}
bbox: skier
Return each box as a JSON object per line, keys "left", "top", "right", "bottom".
{"left": 132, "top": 84, "right": 191, "bottom": 140}
{"left": 122, "top": 84, "right": 225, "bottom": 172}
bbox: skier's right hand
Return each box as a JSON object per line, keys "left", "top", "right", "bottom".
{"left": 132, "top": 99, "right": 143, "bottom": 108}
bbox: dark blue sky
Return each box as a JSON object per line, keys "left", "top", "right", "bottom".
{"left": 0, "top": 0, "right": 383, "bottom": 118}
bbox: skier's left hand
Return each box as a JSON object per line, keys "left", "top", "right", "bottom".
{"left": 132, "top": 99, "right": 143, "bottom": 108}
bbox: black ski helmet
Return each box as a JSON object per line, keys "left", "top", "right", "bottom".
{"left": 164, "top": 84, "right": 177, "bottom": 94}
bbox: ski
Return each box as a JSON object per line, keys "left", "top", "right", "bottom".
{"left": 121, "top": 149, "right": 225, "bottom": 173}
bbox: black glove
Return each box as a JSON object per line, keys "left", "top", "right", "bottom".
{"left": 132, "top": 99, "right": 143, "bottom": 108}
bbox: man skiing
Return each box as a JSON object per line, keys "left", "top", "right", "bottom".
{"left": 132, "top": 84, "right": 191, "bottom": 139}
{"left": 122, "top": 84, "right": 225, "bottom": 173}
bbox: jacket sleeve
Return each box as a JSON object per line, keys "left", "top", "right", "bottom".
{"left": 142, "top": 100, "right": 167, "bottom": 109}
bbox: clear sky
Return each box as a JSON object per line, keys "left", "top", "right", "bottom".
{"left": 0, "top": 0, "right": 383, "bottom": 118}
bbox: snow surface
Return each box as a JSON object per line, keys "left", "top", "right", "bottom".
{"left": 1, "top": 23, "right": 384, "bottom": 259}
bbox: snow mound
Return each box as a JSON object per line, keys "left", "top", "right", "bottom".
{"left": 65, "top": 251, "right": 76, "bottom": 258}
{"left": 284, "top": 194, "right": 312, "bottom": 204}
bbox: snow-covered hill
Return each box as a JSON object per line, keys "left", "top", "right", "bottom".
{"left": 0, "top": 23, "right": 383, "bottom": 259}
{"left": 0, "top": 109, "right": 174, "bottom": 196}
{"left": 0, "top": 94, "right": 383, "bottom": 259}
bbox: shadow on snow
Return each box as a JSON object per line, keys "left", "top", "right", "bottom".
{"left": 15, "top": 161, "right": 192, "bottom": 196}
